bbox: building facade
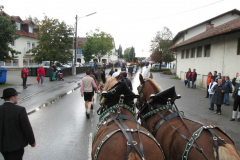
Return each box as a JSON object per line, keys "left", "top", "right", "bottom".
{"left": 169, "top": 9, "right": 240, "bottom": 88}
{"left": 2, "top": 11, "right": 38, "bottom": 67}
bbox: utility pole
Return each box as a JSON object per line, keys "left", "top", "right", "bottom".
{"left": 75, "top": 15, "right": 77, "bottom": 65}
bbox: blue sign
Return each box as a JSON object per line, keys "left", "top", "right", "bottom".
{"left": 77, "top": 49, "right": 82, "bottom": 54}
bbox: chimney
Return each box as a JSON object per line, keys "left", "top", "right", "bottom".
{"left": 206, "top": 24, "right": 214, "bottom": 30}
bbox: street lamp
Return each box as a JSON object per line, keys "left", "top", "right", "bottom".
{"left": 72, "top": 12, "right": 97, "bottom": 75}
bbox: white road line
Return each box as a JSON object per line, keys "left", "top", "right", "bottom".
{"left": 92, "top": 109, "right": 95, "bottom": 116}
{"left": 88, "top": 133, "right": 93, "bottom": 160}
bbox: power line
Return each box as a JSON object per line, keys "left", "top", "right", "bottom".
{"left": 136, "top": 0, "right": 225, "bottom": 21}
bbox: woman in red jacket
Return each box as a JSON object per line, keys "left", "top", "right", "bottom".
{"left": 38, "top": 65, "right": 46, "bottom": 85}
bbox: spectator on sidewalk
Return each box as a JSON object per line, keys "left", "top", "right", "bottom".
{"left": 216, "top": 73, "right": 221, "bottom": 82}
{"left": 0, "top": 88, "right": 36, "bottom": 159}
{"left": 213, "top": 71, "right": 217, "bottom": 82}
{"left": 230, "top": 72, "right": 240, "bottom": 122}
{"left": 224, "top": 76, "right": 232, "bottom": 106}
{"left": 208, "top": 77, "right": 217, "bottom": 110}
{"left": 206, "top": 72, "right": 212, "bottom": 98}
{"left": 186, "top": 68, "right": 192, "bottom": 88}
{"left": 21, "top": 66, "right": 29, "bottom": 89}
{"left": 221, "top": 76, "right": 226, "bottom": 86}
{"left": 80, "top": 70, "right": 99, "bottom": 118}
{"left": 38, "top": 64, "right": 46, "bottom": 85}
{"left": 212, "top": 79, "right": 225, "bottom": 115}
{"left": 191, "top": 69, "right": 197, "bottom": 89}
{"left": 52, "top": 62, "right": 57, "bottom": 81}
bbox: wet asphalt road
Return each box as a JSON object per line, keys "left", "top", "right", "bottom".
{"left": 0, "top": 66, "right": 239, "bottom": 160}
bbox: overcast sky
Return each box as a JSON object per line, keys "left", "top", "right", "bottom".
{"left": 2, "top": 0, "right": 240, "bottom": 57}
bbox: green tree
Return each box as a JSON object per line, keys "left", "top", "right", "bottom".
{"left": 0, "top": 13, "right": 20, "bottom": 61}
{"left": 29, "top": 17, "right": 73, "bottom": 64}
{"left": 150, "top": 26, "right": 175, "bottom": 69}
{"left": 118, "top": 45, "right": 123, "bottom": 58}
{"left": 86, "top": 29, "right": 114, "bottom": 62}
{"left": 123, "top": 47, "right": 131, "bottom": 62}
{"left": 129, "top": 47, "right": 135, "bottom": 59}
{"left": 82, "top": 37, "right": 95, "bottom": 62}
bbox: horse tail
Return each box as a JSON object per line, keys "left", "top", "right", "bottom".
{"left": 128, "top": 152, "right": 141, "bottom": 160}
{"left": 214, "top": 144, "right": 240, "bottom": 160}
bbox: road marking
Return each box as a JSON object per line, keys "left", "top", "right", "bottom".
{"left": 92, "top": 109, "right": 95, "bottom": 116}
{"left": 88, "top": 133, "right": 92, "bottom": 160}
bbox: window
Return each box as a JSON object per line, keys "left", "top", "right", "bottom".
{"left": 197, "top": 46, "right": 202, "bottom": 57}
{"left": 11, "top": 41, "right": 15, "bottom": 46}
{"left": 16, "top": 22, "right": 20, "bottom": 30}
{"left": 29, "top": 26, "right": 33, "bottom": 33}
{"left": 191, "top": 48, "right": 195, "bottom": 58}
{"left": 186, "top": 49, "right": 189, "bottom": 58}
{"left": 78, "top": 42, "right": 82, "bottom": 47}
{"left": 32, "top": 42, "right": 35, "bottom": 48}
{"left": 181, "top": 50, "right": 185, "bottom": 59}
{"left": 204, "top": 44, "right": 211, "bottom": 57}
{"left": 238, "top": 39, "right": 240, "bottom": 55}
{"left": 27, "top": 42, "right": 31, "bottom": 49}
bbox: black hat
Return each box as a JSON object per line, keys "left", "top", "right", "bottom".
{"left": 1, "top": 88, "right": 20, "bottom": 99}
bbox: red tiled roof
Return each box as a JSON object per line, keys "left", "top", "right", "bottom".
{"left": 169, "top": 17, "right": 240, "bottom": 50}
{"left": 23, "top": 20, "right": 35, "bottom": 25}
{"left": 15, "top": 29, "right": 37, "bottom": 38}
{"left": 0, "top": 11, "right": 11, "bottom": 18}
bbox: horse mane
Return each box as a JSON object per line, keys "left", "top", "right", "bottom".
{"left": 144, "top": 78, "right": 163, "bottom": 92}
{"left": 103, "top": 77, "right": 119, "bottom": 91}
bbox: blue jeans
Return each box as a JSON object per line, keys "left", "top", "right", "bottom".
{"left": 224, "top": 93, "right": 230, "bottom": 105}
{"left": 187, "top": 79, "right": 190, "bottom": 87}
{"left": 210, "top": 94, "right": 214, "bottom": 109}
{"left": 191, "top": 78, "right": 196, "bottom": 88}
{"left": 40, "top": 75, "right": 44, "bottom": 84}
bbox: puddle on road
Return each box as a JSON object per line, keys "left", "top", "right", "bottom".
{"left": 27, "top": 85, "right": 81, "bottom": 115}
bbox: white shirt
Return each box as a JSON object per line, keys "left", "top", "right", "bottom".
{"left": 208, "top": 82, "right": 217, "bottom": 94}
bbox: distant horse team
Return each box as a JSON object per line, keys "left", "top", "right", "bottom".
{"left": 92, "top": 71, "right": 240, "bottom": 160}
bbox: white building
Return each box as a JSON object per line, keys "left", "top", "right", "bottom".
{"left": 169, "top": 9, "right": 240, "bottom": 88}
{"left": 2, "top": 11, "right": 38, "bottom": 67}
{"left": 76, "top": 37, "right": 118, "bottom": 64}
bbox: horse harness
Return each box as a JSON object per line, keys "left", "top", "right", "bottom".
{"left": 93, "top": 95, "right": 165, "bottom": 160}
{"left": 139, "top": 101, "right": 234, "bottom": 160}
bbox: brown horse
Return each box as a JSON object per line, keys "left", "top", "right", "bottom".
{"left": 137, "top": 73, "right": 240, "bottom": 160}
{"left": 92, "top": 78, "right": 165, "bottom": 160}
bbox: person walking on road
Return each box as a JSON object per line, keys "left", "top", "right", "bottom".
{"left": 212, "top": 79, "right": 225, "bottom": 115}
{"left": 208, "top": 77, "right": 217, "bottom": 110}
{"left": 52, "top": 62, "right": 57, "bottom": 81}
{"left": 38, "top": 64, "right": 46, "bottom": 85}
{"left": 49, "top": 64, "right": 54, "bottom": 81}
{"left": 95, "top": 66, "right": 102, "bottom": 87}
{"left": 122, "top": 72, "right": 133, "bottom": 91}
{"left": 80, "top": 70, "right": 99, "bottom": 118}
{"left": 103, "top": 63, "right": 106, "bottom": 71}
{"left": 0, "top": 88, "right": 36, "bottom": 160}
{"left": 230, "top": 72, "right": 240, "bottom": 122}
{"left": 21, "top": 66, "right": 29, "bottom": 89}
{"left": 94, "top": 61, "right": 98, "bottom": 71}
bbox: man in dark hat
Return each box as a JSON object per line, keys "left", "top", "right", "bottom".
{"left": 0, "top": 88, "right": 36, "bottom": 160}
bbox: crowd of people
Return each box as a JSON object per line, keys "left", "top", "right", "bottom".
{"left": 185, "top": 68, "right": 240, "bottom": 121}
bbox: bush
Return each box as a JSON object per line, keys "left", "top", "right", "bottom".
{"left": 150, "top": 67, "right": 171, "bottom": 72}
{"left": 162, "top": 71, "right": 172, "bottom": 75}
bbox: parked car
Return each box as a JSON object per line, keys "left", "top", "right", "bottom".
{"left": 152, "top": 64, "right": 167, "bottom": 68}
{"left": 68, "top": 62, "right": 83, "bottom": 67}
{"left": 83, "top": 62, "right": 93, "bottom": 67}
